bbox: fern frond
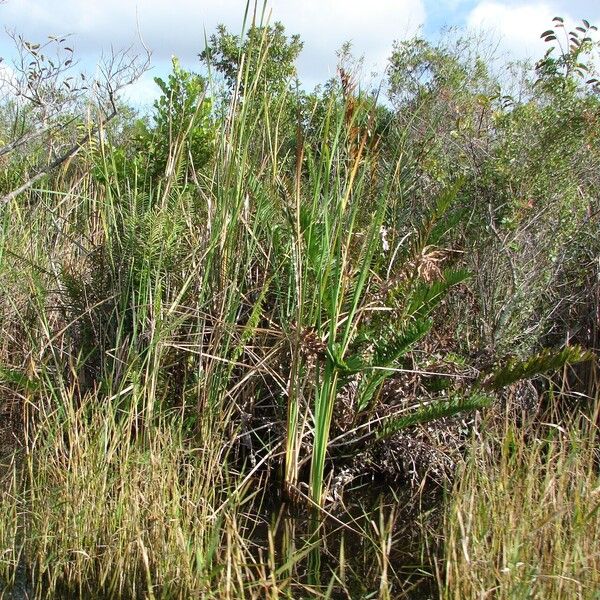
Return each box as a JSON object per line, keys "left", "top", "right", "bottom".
{"left": 373, "top": 318, "right": 432, "bottom": 365}
{"left": 482, "top": 345, "right": 594, "bottom": 390}
{"left": 406, "top": 268, "right": 469, "bottom": 319}
{"left": 376, "top": 393, "right": 492, "bottom": 440}
{"left": 355, "top": 319, "right": 433, "bottom": 412}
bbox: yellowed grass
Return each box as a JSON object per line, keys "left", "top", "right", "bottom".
{"left": 442, "top": 408, "right": 600, "bottom": 600}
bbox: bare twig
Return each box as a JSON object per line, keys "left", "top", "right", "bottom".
{"left": 1, "top": 96, "right": 117, "bottom": 205}
{"left": 0, "top": 33, "right": 151, "bottom": 204}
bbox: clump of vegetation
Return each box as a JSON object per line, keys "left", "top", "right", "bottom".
{"left": 442, "top": 400, "right": 600, "bottom": 599}
{"left": 0, "top": 5, "right": 599, "bottom": 598}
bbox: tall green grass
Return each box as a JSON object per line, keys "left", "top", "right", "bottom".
{"left": 0, "top": 20, "right": 426, "bottom": 595}
{"left": 1, "top": 387, "right": 433, "bottom": 598}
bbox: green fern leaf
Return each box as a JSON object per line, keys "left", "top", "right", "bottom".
{"left": 481, "top": 346, "right": 593, "bottom": 390}
{"left": 377, "top": 393, "right": 492, "bottom": 440}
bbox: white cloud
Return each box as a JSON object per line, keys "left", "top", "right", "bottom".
{"left": 120, "top": 70, "right": 162, "bottom": 108}
{"left": 467, "top": 2, "right": 568, "bottom": 59}
{"left": 0, "top": 0, "right": 426, "bottom": 88}
{"left": 466, "top": 0, "right": 600, "bottom": 80}
{"left": 268, "top": 1, "right": 425, "bottom": 85}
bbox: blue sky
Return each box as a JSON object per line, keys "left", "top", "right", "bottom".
{"left": 0, "top": 0, "right": 598, "bottom": 106}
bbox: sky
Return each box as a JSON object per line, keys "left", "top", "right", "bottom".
{"left": 0, "top": 0, "right": 598, "bottom": 106}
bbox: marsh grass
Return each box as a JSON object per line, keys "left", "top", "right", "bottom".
{"left": 441, "top": 396, "right": 600, "bottom": 599}
{"left": 0, "top": 27, "right": 443, "bottom": 596}
{"left": 0, "top": 461, "right": 22, "bottom": 593}
{"left": 19, "top": 394, "right": 252, "bottom": 599}
{"left": 0, "top": 389, "right": 437, "bottom": 599}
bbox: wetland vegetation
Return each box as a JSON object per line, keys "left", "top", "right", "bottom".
{"left": 0, "top": 5, "right": 599, "bottom": 598}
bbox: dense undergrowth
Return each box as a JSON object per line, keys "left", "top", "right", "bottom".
{"left": 0, "top": 7, "right": 599, "bottom": 599}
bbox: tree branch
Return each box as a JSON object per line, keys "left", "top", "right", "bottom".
{"left": 1, "top": 100, "right": 117, "bottom": 205}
